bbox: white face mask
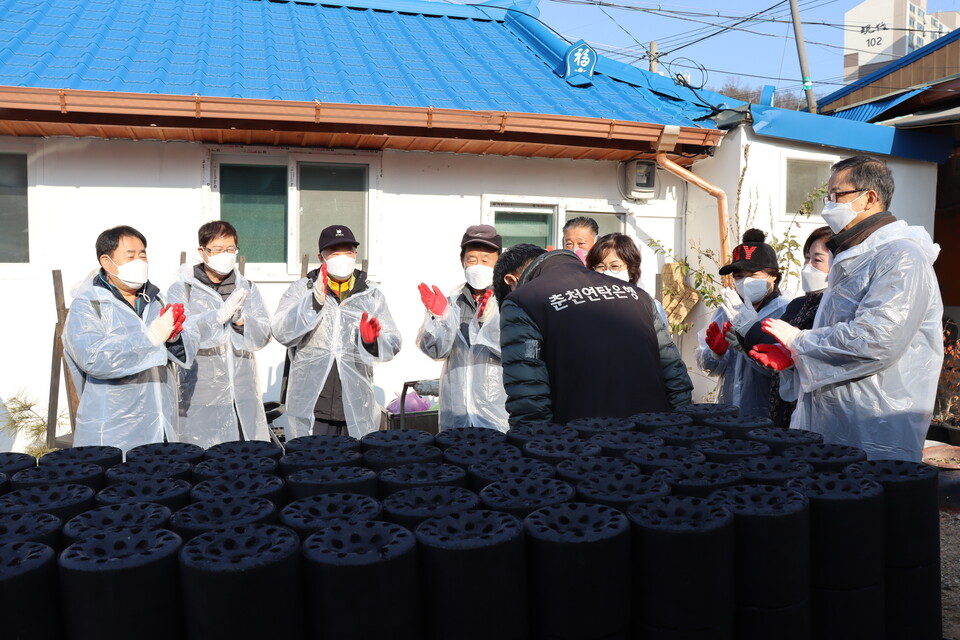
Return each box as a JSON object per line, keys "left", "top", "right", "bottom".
{"left": 324, "top": 254, "right": 356, "bottom": 280}
{"left": 206, "top": 252, "right": 237, "bottom": 276}
{"left": 735, "top": 276, "right": 771, "bottom": 304}
{"left": 821, "top": 192, "right": 866, "bottom": 234}
{"left": 605, "top": 269, "right": 631, "bottom": 282}
{"left": 108, "top": 257, "right": 149, "bottom": 288}
{"left": 464, "top": 265, "right": 494, "bottom": 290}
{"left": 800, "top": 263, "right": 828, "bottom": 293}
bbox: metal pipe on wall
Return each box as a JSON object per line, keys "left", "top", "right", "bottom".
{"left": 652, "top": 126, "right": 731, "bottom": 273}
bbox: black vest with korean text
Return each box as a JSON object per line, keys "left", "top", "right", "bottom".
{"left": 508, "top": 252, "right": 670, "bottom": 423}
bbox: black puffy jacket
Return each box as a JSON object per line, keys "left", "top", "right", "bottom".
{"left": 499, "top": 251, "right": 692, "bottom": 427}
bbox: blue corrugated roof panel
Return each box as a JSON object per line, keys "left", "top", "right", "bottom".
{"left": 0, "top": 0, "right": 717, "bottom": 127}
{"left": 828, "top": 88, "right": 926, "bottom": 122}
{"left": 750, "top": 104, "right": 951, "bottom": 163}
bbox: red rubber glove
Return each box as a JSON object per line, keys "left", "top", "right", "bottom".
{"left": 313, "top": 263, "right": 328, "bottom": 306}
{"left": 761, "top": 317, "right": 802, "bottom": 351}
{"left": 359, "top": 311, "right": 381, "bottom": 345}
{"left": 476, "top": 289, "right": 493, "bottom": 323}
{"left": 749, "top": 343, "right": 795, "bottom": 371}
{"left": 418, "top": 283, "right": 447, "bottom": 316}
{"left": 160, "top": 304, "right": 186, "bottom": 342}
{"left": 705, "top": 321, "right": 732, "bottom": 356}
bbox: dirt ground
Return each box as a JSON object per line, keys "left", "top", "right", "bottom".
{"left": 942, "top": 511, "right": 960, "bottom": 639}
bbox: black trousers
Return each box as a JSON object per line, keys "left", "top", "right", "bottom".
{"left": 312, "top": 419, "right": 348, "bottom": 437}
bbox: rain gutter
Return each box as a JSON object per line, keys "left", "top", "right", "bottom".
{"left": 654, "top": 125, "right": 731, "bottom": 272}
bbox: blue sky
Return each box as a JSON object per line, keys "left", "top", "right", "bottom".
{"left": 525, "top": 0, "right": 960, "bottom": 99}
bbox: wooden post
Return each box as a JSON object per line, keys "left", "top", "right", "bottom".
{"left": 46, "top": 322, "right": 63, "bottom": 449}
{"left": 300, "top": 254, "right": 309, "bottom": 278}
{"left": 46, "top": 270, "right": 77, "bottom": 449}
{"left": 238, "top": 256, "right": 246, "bottom": 277}
{"left": 179, "top": 251, "right": 186, "bottom": 266}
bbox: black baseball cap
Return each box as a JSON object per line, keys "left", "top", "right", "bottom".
{"left": 718, "top": 241, "right": 778, "bottom": 275}
{"left": 318, "top": 225, "right": 360, "bottom": 252}
{"left": 460, "top": 224, "right": 502, "bottom": 251}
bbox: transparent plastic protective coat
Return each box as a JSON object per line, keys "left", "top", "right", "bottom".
{"left": 790, "top": 221, "right": 943, "bottom": 461}
{"left": 272, "top": 273, "right": 401, "bottom": 439}
{"left": 167, "top": 264, "right": 272, "bottom": 447}
{"left": 62, "top": 272, "right": 197, "bottom": 453}
{"left": 696, "top": 297, "right": 789, "bottom": 417}
{"left": 416, "top": 284, "right": 508, "bottom": 432}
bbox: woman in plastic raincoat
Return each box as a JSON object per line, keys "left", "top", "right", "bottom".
{"left": 272, "top": 225, "right": 401, "bottom": 440}
{"left": 416, "top": 225, "right": 508, "bottom": 432}
{"left": 761, "top": 156, "right": 943, "bottom": 461}
{"left": 63, "top": 226, "right": 197, "bottom": 453}
{"left": 696, "top": 229, "right": 789, "bottom": 417}
{"left": 166, "top": 221, "right": 272, "bottom": 448}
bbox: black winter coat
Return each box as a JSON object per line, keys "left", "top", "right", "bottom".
{"left": 499, "top": 251, "right": 692, "bottom": 427}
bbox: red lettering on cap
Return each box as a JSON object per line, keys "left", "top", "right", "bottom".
{"left": 732, "top": 246, "right": 741, "bottom": 261}
{"left": 743, "top": 246, "right": 757, "bottom": 260}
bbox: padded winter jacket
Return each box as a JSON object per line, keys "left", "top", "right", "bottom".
{"left": 499, "top": 251, "right": 692, "bottom": 427}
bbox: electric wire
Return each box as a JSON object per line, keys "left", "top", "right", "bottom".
{"left": 473, "top": 1, "right": 960, "bottom": 100}
{"left": 547, "top": 0, "right": 936, "bottom": 34}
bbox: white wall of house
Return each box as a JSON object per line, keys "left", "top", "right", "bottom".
{"left": 680, "top": 125, "right": 940, "bottom": 402}
{"left": 0, "top": 134, "right": 687, "bottom": 447}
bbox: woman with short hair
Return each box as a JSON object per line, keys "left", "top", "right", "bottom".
{"left": 585, "top": 232, "right": 669, "bottom": 326}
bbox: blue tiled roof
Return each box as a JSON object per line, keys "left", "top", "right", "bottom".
{"left": 0, "top": 0, "right": 722, "bottom": 127}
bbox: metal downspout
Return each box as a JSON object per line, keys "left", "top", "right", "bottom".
{"left": 653, "top": 126, "right": 731, "bottom": 270}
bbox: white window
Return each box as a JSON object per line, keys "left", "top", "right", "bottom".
{"left": 211, "top": 151, "right": 377, "bottom": 277}
{"left": 489, "top": 201, "right": 625, "bottom": 250}
{"left": 217, "top": 162, "right": 288, "bottom": 264}
{"left": 297, "top": 163, "right": 368, "bottom": 264}
{"left": 0, "top": 153, "right": 28, "bottom": 263}
{"left": 785, "top": 158, "right": 832, "bottom": 219}
{"left": 492, "top": 203, "right": 557, "bottom": 248}
{"left": 565, "top": 211, "right": 624, "bottom": 240}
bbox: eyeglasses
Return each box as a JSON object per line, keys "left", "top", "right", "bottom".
{"left": 593, "top": 263, "right": 626, "bottom": 273}
{"left": 822, "top": 189, "right": 864, "bottom": 205}
{"left": 202, "top": 247, "right": 238, "bottom": 255}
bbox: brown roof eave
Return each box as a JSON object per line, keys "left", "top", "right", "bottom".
{"left": 0, "top": 86, "right": 723, "bottom": 153}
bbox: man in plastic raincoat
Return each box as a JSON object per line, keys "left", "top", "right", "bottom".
{"left": 63, "top": 226, "right": 197, "bottom": 453}
{"left": 167, "top": 221, "right": 272, "bottom": 448}
{"left": 759, "top": 156, "right": 943, "bottom": 461}
{"left": 272, "top": 225, "right": 401, "bottom": 439}
{"left": 416, "top": 225, "right": 508, "bottom": 432}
